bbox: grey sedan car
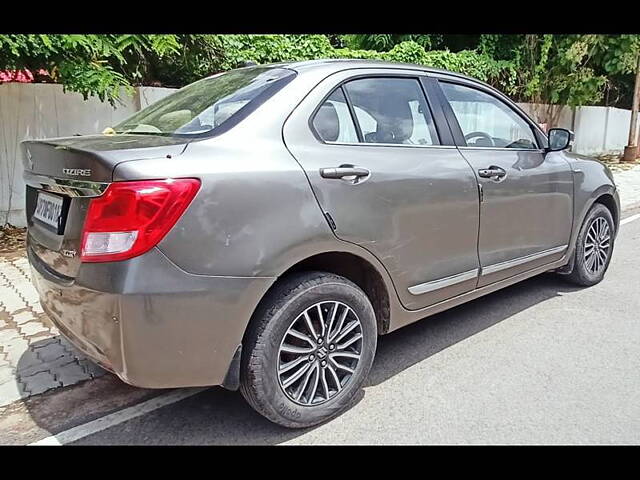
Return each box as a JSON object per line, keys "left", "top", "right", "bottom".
{"left": 22, "top": 59, "right": 619, "bottom": 428}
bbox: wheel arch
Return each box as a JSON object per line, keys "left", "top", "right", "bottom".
{"left": 245, "top": 250, "right": 393, "bottom": 344}
{"left": 572, "top": 185, "right": 619, "bottom": 249}
{"left": 558, "top": 186, "right": 619, "bottom": 277}
{"left": 593, "top": 192, "right": 619, "bottom": 234}
{"left": 223, "top": 250, "right": 393, "bottom": 392}
{"left": 280, "top": 251, "right": 391, "bottom": 335}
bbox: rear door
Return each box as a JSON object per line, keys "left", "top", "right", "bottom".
{"left": 435, "top": 78, "right": 573, "bottom": 287}
{"left": 283, "top": 70, "right": 481, "bottom": 310}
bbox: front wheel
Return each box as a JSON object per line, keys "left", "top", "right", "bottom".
{"left": 240, "top": 271, "right": 377, "bottom": 428}
{"left": 565, "top": 203, "right": 615, "bottom": 287}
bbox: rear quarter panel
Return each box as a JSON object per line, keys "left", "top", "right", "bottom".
{"left": 111, "top": 71, "right": 346, "bottom": 278}
{"left": 113, "top": 135, "right": 336, "bottom": 277}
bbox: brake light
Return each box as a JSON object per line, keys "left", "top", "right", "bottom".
{"left": 80, "top": 178, "right": 200, "bottom": 262}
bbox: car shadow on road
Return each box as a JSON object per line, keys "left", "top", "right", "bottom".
{"left": 18, "top": 272, "right": 584, "bottom": 445}
{"left": 366, "top": 272, "right": 582, "bottom": 387}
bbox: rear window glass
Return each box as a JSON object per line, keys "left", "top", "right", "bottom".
{"left": 343, "top": 77, "right": 439, "bottom": 146}
{"left": 114, "top": 67, "right": 296, "bottom": 137}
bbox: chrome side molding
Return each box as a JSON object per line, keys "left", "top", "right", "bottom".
{"left": 408, "top": 268, "right": 479, "bottom": 295}
{"left": 480, "top": 245, "right": 568, "bottom": 276}
{"left": 23, "top": 171, "right": 109, "bottom": 197}
{"left": 408, "top": 245, "right": 568, "bottom": 296}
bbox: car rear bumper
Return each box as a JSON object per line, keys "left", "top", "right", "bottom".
{"left": 28, "top": 243, "right": 275, "bottom": 389}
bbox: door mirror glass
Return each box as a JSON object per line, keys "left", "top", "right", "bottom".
{"left": 548, "top": 128, "right": 573, "bottom": 151}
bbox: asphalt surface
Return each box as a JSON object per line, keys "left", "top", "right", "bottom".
{"left": 3, "top": 208, "right": 640, "bottom": 445}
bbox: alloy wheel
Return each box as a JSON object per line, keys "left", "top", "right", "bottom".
{"left": 277, "top": 301, "right": 363, "bottom": 406}
{"left": 584, "top": 216, "right": 611, "bottom": 275}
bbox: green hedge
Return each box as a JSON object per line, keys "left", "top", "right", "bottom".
{"left": 0, "top": 34, "right": 518, "bottom": 105}
{"left": 219, "top": 35, "right": 516, "bottom": 90}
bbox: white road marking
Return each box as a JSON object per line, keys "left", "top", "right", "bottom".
{"left": 28, "top": 387, "right": 208, "bottom": 446}
{"left": 621, "top": 213, "right": 640, "bottom": 226}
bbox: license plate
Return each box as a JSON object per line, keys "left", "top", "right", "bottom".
{"left": 33, "top": 192, "right": 64, "bottom": 230}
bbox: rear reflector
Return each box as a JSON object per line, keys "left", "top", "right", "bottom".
{"left": 80, "top": 178, "right": 200, "bottom": 262}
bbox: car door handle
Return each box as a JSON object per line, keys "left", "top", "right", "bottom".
{"left": 478, "top": 166, "right": 507, "bottom": 179}
{"left": 319, "top": 166, "right": 370, "bottom": 179}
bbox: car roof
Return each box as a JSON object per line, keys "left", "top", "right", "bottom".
{"left": 280, "top": 58, "right": 485, "bottom": 85}
{"left": 277, "top": 59, "right": 545, "bottom": 138}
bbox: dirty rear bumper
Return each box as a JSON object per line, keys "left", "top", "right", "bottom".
{"left": 28, "top": 242, "right": 275, "bottom": 389}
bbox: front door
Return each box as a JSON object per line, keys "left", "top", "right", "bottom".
{"left": 437, "top": 79, "right": 573, "bottom": 287}
{"left": 283, "top": 72, "right": 481, "bottom": 310}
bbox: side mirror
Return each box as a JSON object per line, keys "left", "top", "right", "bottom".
{"left": 547, "top": 128, "right": 574, "bottom": 152}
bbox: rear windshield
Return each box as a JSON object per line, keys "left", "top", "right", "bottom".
{"left": 114, "top": 66, "right": 296, "bottom": 137}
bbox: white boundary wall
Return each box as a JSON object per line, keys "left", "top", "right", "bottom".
{"left": 517, "top": 102, "right": 637, "bottom": 156}
{"left": 0, "top": 83, "right": 175, "bottom": 226}
{"left": 1, "top": 83, "right": 639, "bottom": 226}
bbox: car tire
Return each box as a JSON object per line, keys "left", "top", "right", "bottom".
{"left": 240, "top": 271, "right": 377, "bottom": 428}
{"left": 564, "top": 203, "right": 615, "bottom": 287}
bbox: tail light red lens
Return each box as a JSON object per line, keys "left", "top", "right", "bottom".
{"left": 80, "top": 178, "right": 201, "bottom": 263}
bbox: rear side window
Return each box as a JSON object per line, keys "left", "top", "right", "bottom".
{"left": 343, "top": 77, "right": 439, "bottom": 145}
{"left": 114, "top": 67, "right": 296, "bottom": 137}
{"left": 312, "top": 88, "right": 359, "bottom": 143}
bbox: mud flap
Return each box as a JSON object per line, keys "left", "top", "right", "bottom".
{"left": 555, "top": 251, "right": 575, "bottom": 275}
{"left": 221, "top": 345, "right": 242, "bottom": 391}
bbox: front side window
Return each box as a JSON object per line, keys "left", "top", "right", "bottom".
{"left": 343, "top": 77, "right": 439, "bottom": 145}
{"left": 114, "top": 67, "right": 296, "bottom": 137}
{"left": 440, "top": 82, "right": 538, "bottom": 149}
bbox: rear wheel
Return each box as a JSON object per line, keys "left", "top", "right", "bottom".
{"left": 240, "top": 271, "right": 377, "bottom": 428}
{"left": 565, "top": 203, "right": 615, "bottom": 286}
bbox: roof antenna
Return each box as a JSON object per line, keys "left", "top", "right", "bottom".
{"left": 242, "top": 60, "right": 257, "bottom": 67}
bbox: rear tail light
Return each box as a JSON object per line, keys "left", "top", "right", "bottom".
{"left": 80, "top": 178, "right": 200, "bottom": 263}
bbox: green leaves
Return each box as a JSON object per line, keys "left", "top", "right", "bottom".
{"left": 56, "top": 59, "right": 133, "bottom": 104}
{"left": 0, "top": 34, "right": 520, "bottom": 106}
{"left": 0, "top": 34, "right": 186, "bottom": 105}
{"left": 148, "top": 35, "right": 180, "bottom": 58}
{"left": 593, "top": 34, "right": 640, "bottom": 75}
{"left": 214, "top": 34, "right": 334, "bottom": 68}
{"left": 1, "top": 33, "right": 637, "bottom": 111}
{"left": 342, "top": 34, "right": 440, "bottom": 52}
{"left": 480, "top": 34, "right": 610, "bottom": 118}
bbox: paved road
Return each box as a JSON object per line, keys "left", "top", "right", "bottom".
{"left": 2, "top": 208, "right": 640, "bottom": 445}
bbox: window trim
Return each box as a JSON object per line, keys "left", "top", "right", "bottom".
{"left": 341, "top": 85, "right": 364, "bottom": 143}
{"left": 436, "top": 79, "right": 546, "bottom": 152}
{"left": 308, "top": 73, "right": 445, "bottom": 148}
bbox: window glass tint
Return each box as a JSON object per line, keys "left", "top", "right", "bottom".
{"left": 343, "top": 78, "right": 438, "bottom": 145}
{"left": 312, "top": 88, "right": 359, "bottom": 143}
{"left": 440, "top": 82, "right": 538, "bottom": 149}
{"left": 114, "top": 67, "right": 296, "bottom": 136}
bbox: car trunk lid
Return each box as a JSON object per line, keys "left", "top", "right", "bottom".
{"left": 22, "top": 134, "right": 189, "bottom": 279}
